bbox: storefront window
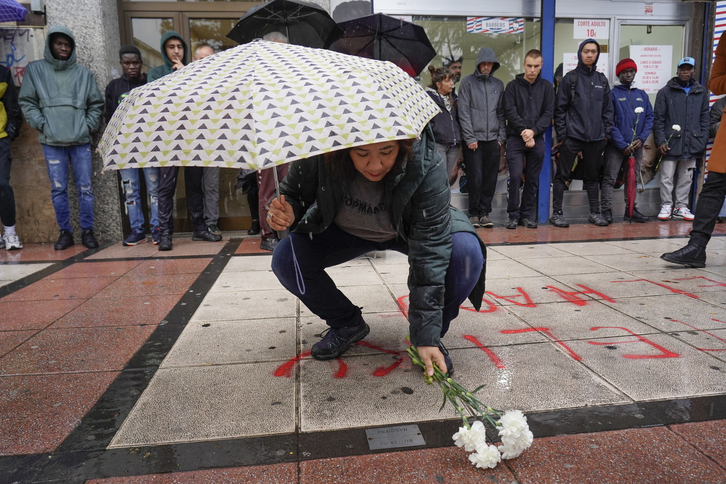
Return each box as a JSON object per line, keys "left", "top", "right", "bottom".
{"left": 414, "top": 16, "right": 541, "bottom": 85}
{"left": 189, "top": 18, "right": 238, "bottom": 53}
{"left": 554, "top": 18, "right": 610, "bottom": 81}
{"left": 131, "top": 17, "right": 174, "bottom": 70}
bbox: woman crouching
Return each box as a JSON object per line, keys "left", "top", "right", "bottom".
{"left": 267, "top": 125, "right": 487, "bottom": 377}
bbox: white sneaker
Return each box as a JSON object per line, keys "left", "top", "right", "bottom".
{"left": 3, "top": 232, "right": 23, "bottom": 250}
{"left": 672, "top": 207, "right": 695, "bottom": 221}
{"left": 658, "top": 205, "right": 673, "bottom": 221}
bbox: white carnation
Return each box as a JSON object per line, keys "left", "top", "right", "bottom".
{"left": 497, "top": 410, "right": 534, "bottom": 459}
{"left": 634, "top": 107, "right": 644, "bottom": 114}
{"left": 672, "top": 124, "right": 682, "bottom": 131}
{"left": 469, "top": 443, "right": 501, "bottom": 469}
{"left": 452, "top": 420, "right": 488, "bottom": 452}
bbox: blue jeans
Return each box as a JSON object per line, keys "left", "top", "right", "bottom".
{"left": 42, "top": 144, "right": 94, "bottom": 232}
{"left": 120, "top": 167, "right": 159, "bottom": 233}
{"left": 271, "top": 224, "right": 484, "bottom": 337}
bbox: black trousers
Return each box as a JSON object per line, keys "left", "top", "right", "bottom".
{"left": 505, "top": 136, "right": 545, "bottom": 220}
{"left": 0, "top": 138, "right": 14, "bottom": 227}
{"left": 157, "top": 166, "right": 206, "bottom": 235}
{"left": 690, "top": 171, "right": 726, "bottom": 247}
{"left": 464, "top": 140, "right": 500, "bottom": 217}
{"left": 553, "top": 137, "right": 606, "bottom": 214}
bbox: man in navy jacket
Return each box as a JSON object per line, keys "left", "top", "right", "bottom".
{"left": 601, "top": 58, "right": 653, "bottom": 223}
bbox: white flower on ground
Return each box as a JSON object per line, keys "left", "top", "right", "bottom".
{"left": 469, "top": 443, "right": 502, "bottom": 469}
{"left": 634, "top": 107, "right": 644, "bottom": 114}
{"left": 673, "top": 124, "right": 682, "bottom": 131}
{"left": 453, "top": 420, "right": 488, "bottom": 452}
{"left": 497, "top": 410, "right": 534, "bottom": 459}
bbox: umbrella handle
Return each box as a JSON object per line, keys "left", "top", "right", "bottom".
{"left": 272, "top": 167, "right": 290, "bottom": 239}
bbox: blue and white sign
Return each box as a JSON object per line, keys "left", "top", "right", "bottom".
{"left": 466, "top": 17, "right": 524, "bottom": 34}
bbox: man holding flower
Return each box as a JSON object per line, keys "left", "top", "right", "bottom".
{"left": 601, "top": 58, "right": 653, "bottom": 223}
{"left": 653, "top": 57, "right": 709, "bottom": 221}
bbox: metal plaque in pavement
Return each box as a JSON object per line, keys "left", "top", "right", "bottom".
{"left": 365, "top": 424, "right": 426, "bottom": 450}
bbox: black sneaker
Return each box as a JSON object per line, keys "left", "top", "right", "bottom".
{"left": 158, "top": 233, "right": 173, "bottom": 251}
{"left": 469, "top": 216, "right": 481, "bottom": 228}
{"left": 207, "top": 224, "right": 222, "bottom": 236}
{"left": 519, "top": 218, "right": 538, "bottom": 229}
{"left": 479, "top": 216, "right": 494, "bottom": 228}
{"left": 549, "top": 212, "right": 569, "bottom": 228}
{"left": 54, "top": 230, "right": 74, "bottom": 250}
{"left": 602, "top": 209, "right": 613, "bottom": 225}
{"left": 438, "top": 342, "right": 454, "bottom": 376}
{"left": 661, "top": 244, "right": 706, "bottom": 268}
{"left": 624, "top": 208, "right": 649, "bottom": 223}
{"left": 505, "top": 219, "right": 518, "bottom": 230}
{"left": 151, "top": 227, "right": 161, "bottom": 245}
{"left": 81, "top": 229, "right": 99, "bottom": 249}
{"left": 260, "top": 236, "right": 278, "bottom": 252}
{"left": 311, "top": 321, "right": 370, "bottom": 360}
{"left": 192, "top": 230, "right": 222, "bottom": 242}
{"left": 588, "top": 213, "right": 609, "bottom": 227}
{"left": 123, "top": 230, "right": 147, "bottom": 246}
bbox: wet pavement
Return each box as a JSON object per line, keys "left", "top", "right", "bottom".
{"left": 1, "top": 223, "right": 726, "bottom": 483}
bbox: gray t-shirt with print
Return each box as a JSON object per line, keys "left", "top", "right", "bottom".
{"left": 334, "top": 173, "right": 397, "bottom": 242}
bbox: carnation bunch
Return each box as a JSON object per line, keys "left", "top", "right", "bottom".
{"left": 407, "top": 343, "right": 533, "bottom": 470}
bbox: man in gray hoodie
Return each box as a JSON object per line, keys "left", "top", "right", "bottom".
{"left": 458, "top": 47, "right": 506, "bottom": 228}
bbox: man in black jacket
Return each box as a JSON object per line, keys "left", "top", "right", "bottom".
{"left": 552, "top": 39, "right": 614, "bottom": 227}
{"left": 0, "top": 64, "right": 23, "bottom": 250}
{"left": 653, "top": 57, "right": 709, "bottom": 222}
{"left": 104, "top": 45, "right": 158, "bottom": 246}
{"left": 503, "top": 49, "right": 554, "bottom": 229}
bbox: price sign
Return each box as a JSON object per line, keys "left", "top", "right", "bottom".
{"left": 573, "top": 19, "right": 610, "bottom": 40}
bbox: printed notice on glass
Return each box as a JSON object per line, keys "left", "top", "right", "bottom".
{"left": 629, "top": 45, "right": 672, "bottom": 94}
{"left": 366, "top": 424, "right": 426, "bottom": 450}
{"left": 573, "top": 19, "right": 610, "bottom": 40}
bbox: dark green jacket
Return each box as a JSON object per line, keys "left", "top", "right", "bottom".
{"left": 279, "top": 125, "right": 487, "bottom": 347}
{"left": 18, "top": 25, "right": 103, "bottom": 146}
{"left": 147, "top": 31, "right": 188, "bottom": 82}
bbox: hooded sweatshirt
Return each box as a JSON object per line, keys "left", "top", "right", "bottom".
{"left": 553, "top": 39, "right": 614, "bottom": 142}
{"left": 147, "top": 31, "right": 188, "bottom": 82}
{"left": 105, "top": 72, "right": 147, "bottom": 124}
{"left": 18, "top": 25, "right": 104, "bottom": 146}
{"left": 458, "top": 47, "right": 506, "bottom": 145}
{"left": 608, "top": 81, "right": 654, "bottom": 151}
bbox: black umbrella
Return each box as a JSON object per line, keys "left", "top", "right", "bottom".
{"left": 226, "top": 0, "right": 342, "bottom": 49}
{"left": 329, "top": 13, "right": 436, "bottom": 77}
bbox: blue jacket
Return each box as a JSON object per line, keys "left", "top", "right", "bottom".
{"left": 608, "top": 83, "right": 654, "bottom": 151}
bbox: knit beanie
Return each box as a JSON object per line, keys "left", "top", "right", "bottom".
{"left": 616, "top": 58, "right": 637, "bottom": 76}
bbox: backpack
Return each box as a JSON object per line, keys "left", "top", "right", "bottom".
{"left": 568, "top": 69, "right": 608, "bottom": 101}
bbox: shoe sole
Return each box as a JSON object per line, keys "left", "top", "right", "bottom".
{"left": 311, "top": 324, "right": 370, "bottom": 360}
{"left": 192, "top": 235, "right": 222, "bottom": 241}
{"left": 6, "top": 245, "right": 22, "bottom": 250}
{"left": 481, "top": 223, "right": 494, "bottom": 228}
{"left": 660, "top": 254, "right": 705, "bottom": 268}
{"left": 123, "top": 238, "right": 147, "bottom": 246}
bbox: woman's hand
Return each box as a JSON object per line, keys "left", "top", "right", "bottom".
{"left": 417, "top": 345, "right": 447, "bottom": 376}
{"left": 268, "top": 195, "right": 295, "bottom": 231}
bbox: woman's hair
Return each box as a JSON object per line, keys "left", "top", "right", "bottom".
{"left": 324, "top": 138, "right": 415, "bottom": 180}
{"left": 428, "top": 66, "right": 453, "bottom": 89}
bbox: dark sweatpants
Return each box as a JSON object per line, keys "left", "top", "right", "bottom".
{"left": 0, "top": 138, "right": 15, "bottom": 227}
{"left": 464, "top": 140, "right": 500, "bottom": 217}
{"left": 157, "top": 166, "right": 206, "bottom": 235}
{"left": 505, "top": 136, "right": 545, "bottom": 221}
{"left": 553, "top": 137, "right": 606, "bottom": 214}
{"left": 690, "top": 171, "right": 726, "bottom": 247}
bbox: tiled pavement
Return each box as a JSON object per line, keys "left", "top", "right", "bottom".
{"left": 1, "top": 224, "right": 726, "bottom": 483}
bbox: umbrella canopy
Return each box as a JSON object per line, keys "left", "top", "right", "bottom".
{"left": 0, "top": 0, "right": 27, "bottom": 23}
{"left": 329, "top": 13, "right": 436, "bottom": 77}
{"left": 99, "top": 40, "right": 439, "bottom": 172}
{"left": 226, "top": 0, "right": 342, "bottom": 48}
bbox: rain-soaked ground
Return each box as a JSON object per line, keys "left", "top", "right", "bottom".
{"left": 1, "top": 222, "right": 725, "bottom": 483}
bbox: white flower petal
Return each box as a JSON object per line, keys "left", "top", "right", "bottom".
{"left": 469, "top": 444, "right": 501, "bottom": 469}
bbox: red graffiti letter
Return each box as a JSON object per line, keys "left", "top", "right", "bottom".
{"left": 501, "top": 327, "right": 582, "bottom": 361}
{"left": 588, "top": 327, "right": 679, "bottom": 358}
{"left": 486, "top": 288, "right": 536, "bottom": 307}
{"left": 463, "top": 335, "right": 506, "bottom": 369}
{"left": 611, "top": 279, "right": 699, "bottom": 299}
{"left": 546, "top": 284, "right": 615, "bottom": 305}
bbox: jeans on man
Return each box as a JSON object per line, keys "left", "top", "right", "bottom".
{"left": 690, "top": 171, "right": 726, "bottom": 247}
{"left": 435, "top": 142, "right": 460, "bottom": 182}
{"left": 659, "top": 157, "right": 695, "bottom": 208}
{"left": 601, "top": 145, "right": 643, "bottom": 213}
{"left": 157, "top": 166, "right": 206, "bottom": 235}
{"left": 202, "top": 167, "right": 220, "bottom": 227}
{"left": 120, "top": 167, "right": 159, "bottom": 233}
{"left": 464, "top": 140, "right": 500, "bottom": 217}
{"left": 0, "top": 138, "right": 15, "bottom": 227}
{"left": 505, "top": 136, "right": 545, "bottom": 221}
{"left": 42, "top": 143, "right": 94, "bottom": 231}
{"left": 553, "top": 138, "right": 606, "bottom": 214}
{"left": 271, "top": 224, "right": 484, "bottom": 336}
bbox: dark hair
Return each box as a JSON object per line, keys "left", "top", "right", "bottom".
{"left": 119, "top": 45, "right": 142, "bottom": 61}
{"left": 324, "top": 138, "right": 415, "bottom": 180}
{"left": 525, "top": 49, "right": 542, "bottom": 60}
{"left": 427, "top": 66, "right": 452, "bottom": 89}
{"left": 443, "top": 55, "right": 463, "bottom": 67}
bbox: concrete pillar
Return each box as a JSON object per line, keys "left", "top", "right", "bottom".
{"left": 43, "top": 0, "right": 123, "bottom": 243}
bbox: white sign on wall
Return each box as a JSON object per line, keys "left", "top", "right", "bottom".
{"left": 573, "top": 19, "right": 610, "bottom": 40}
{"left": 629, "top": 45, "right": 672, "bottom": 94}
{"left": 466, "top": 17, "right": 524, "bottom": 34}
{"left": 563, "top": 52, "right": 609, "bottom": 76}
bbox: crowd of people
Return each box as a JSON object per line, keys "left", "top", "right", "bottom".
{"left": 0, "top": 28, "right": 718, "bottom": 253}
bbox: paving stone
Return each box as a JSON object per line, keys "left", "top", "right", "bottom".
{"left": 670, "top": 419, "right": 726, "bottom": 469}
{"left": 85, "top": 464, "right": 299, "bottom": 484}
{"left": 550, "top": 241, "right": 639, "bottom": 257}
{"left": 299, "top": 284, "right": 401, "bottom": 317}
{"left": 0, "top": 298, "right": 84, "bottom": 331}
{"left": 192, "top": 289, "right": 297, "bottom": 322}
{"left": 0, "top": 263, "right": 52, "bottom": 282}
{"left": 489, "top": 244, "right": 572, "bottom": 259}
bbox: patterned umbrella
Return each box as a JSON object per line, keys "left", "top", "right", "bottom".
{"left": 0, "top": 0, "right": 27, "bottom": 23}
{"left": 99, "top": 40, "right": 439, "bottom": 171}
